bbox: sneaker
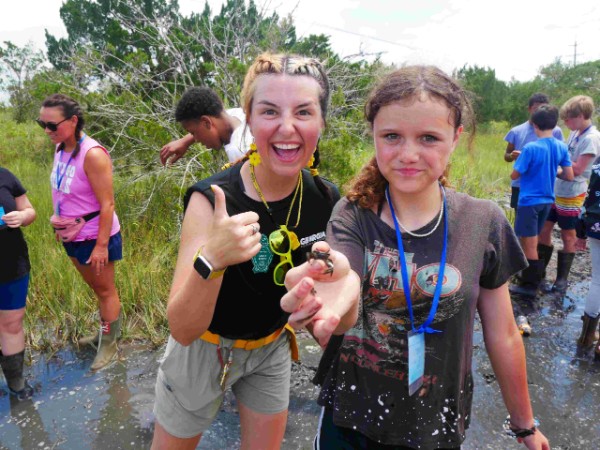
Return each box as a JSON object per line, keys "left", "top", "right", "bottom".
{"left": 516, "top": 316, "right": 532, "bottom": 337}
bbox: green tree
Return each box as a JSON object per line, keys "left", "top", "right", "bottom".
{"left": 455, "top": 65, "right": 508, "bottom": 123}
{"left": 536, "top": 59, "right": 600, "bottom": 109}
{"left": 0, "top": 41, "right": 46, "bottom": 122}
{"left": 502, "top": 78, "right": 547, "bottom": 126}
{"left": 46, "top": 0, "right": 180, "bottom": 75}
{"left": 38, "top": 0, "right": 383, "bottom": 209}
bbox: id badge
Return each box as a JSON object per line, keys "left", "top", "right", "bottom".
{"left": 0, "top": 206, "right": 5, "bottom": 226}
{"left": 408, "top": 330, "right": 425, "bottom": 396}
{"left": 55, "top": 201, "right": 61, "bottom": 216}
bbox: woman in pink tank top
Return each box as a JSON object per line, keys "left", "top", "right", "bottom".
{"left": 38, "top": 94, "right": 122, "bottom": 371}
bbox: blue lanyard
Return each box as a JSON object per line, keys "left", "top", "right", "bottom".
{"left": 55, "top": 135, "right": 85, "bottom": 190}
{"left": 575, "top": 125, "right": 592, "bottom": 144}
{"left": 386, "top": 185, "right": 448, "bottom": 334}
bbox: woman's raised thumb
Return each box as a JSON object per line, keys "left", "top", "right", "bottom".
{"left": 211, "top": 184, "right": 229, "bottom": 219}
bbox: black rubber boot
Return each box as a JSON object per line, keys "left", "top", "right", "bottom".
{"left": 514, "top": 244, "right": 554, "bottom": 293}
{"left": 514, "top": 244, "right": 553, "bottom": 288}
{"left": 0, "top": 350, "right": 33, "bottom": 400}
{"left": 577, "top": 313, "right": 600, "bottom": 348}
{"left": 509, "top": 259, "right": 544, "bottom": 298}
{"left": 552, "top": 251, "right": 575, "bottom": 294}
{"left": 538, "top": 243, "right": 553, "bottom": 277}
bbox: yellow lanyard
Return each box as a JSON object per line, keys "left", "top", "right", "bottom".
{"left": 249, "top": 163, "right": 303, "bottom": 230}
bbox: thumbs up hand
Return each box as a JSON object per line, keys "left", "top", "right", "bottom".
{"left": 201, "top": 184, "right": 262, "bottom": 269}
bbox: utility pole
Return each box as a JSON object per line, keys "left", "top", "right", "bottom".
{"left": 570, "top": 41, "right": 583, "bottom": 66}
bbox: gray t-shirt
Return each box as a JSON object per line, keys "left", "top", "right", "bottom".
{"left": 555, "top": 125, "right": 600, "bottom": 197}
{"left": 315, "top": 190, "right": 526, "bottom": 449}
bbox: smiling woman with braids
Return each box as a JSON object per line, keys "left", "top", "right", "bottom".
{"left": 150, "top": 53, "right": 359, "bottom": 450}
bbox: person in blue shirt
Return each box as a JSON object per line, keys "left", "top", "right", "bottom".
{"left": 504, "top": 93, "right": 565, "bottom": 222}
{"left": 509, "top": 105, "right": 573, "bottom": 302}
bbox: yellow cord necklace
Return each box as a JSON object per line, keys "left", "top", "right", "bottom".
{"left": 249, "top": 163, "right": 303, "bottom": 250}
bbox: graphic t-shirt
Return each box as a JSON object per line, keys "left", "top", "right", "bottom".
{"left": 582, "top": 156, "right": 600, "bottom": 240}
{"left": 0, "top": 168, "right": 30, "bottom": 283}
{"left": 315, "top": 190, "right": 526, "bottom": 449}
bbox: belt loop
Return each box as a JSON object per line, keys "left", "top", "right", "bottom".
{"left": 218, "top": 335, "right": 235, "bottom": 353}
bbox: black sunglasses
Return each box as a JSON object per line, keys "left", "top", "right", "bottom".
{"left": 36, "top": 117, "right": 70, "bottom": 132}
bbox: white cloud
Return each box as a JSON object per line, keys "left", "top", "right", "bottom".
{"left": 254, "top": 0, "right": 600, "bottom": 82}
{"left": 2, "top": 0, "right": 600, "bottom": 83}
{"left": 1, "top": 0, "right": 67, "bottom": 45}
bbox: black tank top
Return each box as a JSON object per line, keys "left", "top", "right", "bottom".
{"left": 184, "top": 164, "right": 340, "bottom": 339}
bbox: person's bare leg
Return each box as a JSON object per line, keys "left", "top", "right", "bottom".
{"left": 70, "top": 258, "right": 120, "bottom": 321}
{"left": 0, "top": 309, "right": 25, "bottom": 355}
{"left": 150, "top": 422, "right": 202, "bottom": 450}
{"left": 519, "top": 236, "right": 539, "bottom": 260}
{"left": 561, "top": 229, "right": 577, "bottom": 253}
{"left": 538, "top": 221, "right": 555, "bottom": 247}
{"left": 70, "top": 258, "right": 121, "bottom": 369}
{"left": 239, "top": 401, "right": 288, "bottom": 450}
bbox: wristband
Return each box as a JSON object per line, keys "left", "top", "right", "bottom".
{"left": 193, "top": 246, "right": 226, "bottom": 280}
{"left": 502, "top": 415, "right": 539, "bottom": 439}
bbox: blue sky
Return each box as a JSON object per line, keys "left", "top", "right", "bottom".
{"left": 2, "top": 0, "right": 600, "bottom": 83}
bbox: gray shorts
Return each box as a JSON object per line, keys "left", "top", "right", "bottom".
{"left": 153, "top": 331, "right": 292, "bottom": 438}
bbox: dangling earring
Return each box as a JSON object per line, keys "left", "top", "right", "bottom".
{"left": 248, "top": 141, "right": 261, "bottom": 166}
{"left": 307, "top": 151, "right": 319, "bottom": 176}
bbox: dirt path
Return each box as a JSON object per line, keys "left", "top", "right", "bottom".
{"left": 1, "top": 234, "right": 598, "bottom": 449}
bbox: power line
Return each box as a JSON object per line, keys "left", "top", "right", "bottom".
{"left": 295, "top": 19, "right": 418, "bottom": 51}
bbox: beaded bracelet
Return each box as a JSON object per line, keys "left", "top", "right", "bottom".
{"left": 502, "top": 415, "right": 540, "bottom": 439}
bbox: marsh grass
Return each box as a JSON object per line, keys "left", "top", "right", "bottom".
{"left": 0, "top": 114, "right": 514, "bottom": 350}
{"left": 1, "top": 114, "right": 178, "bottom": 349}
{"left": 451, "top": 133, "right": 514, "bottom": 215}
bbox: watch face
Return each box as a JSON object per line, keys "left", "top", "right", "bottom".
{"left": 193, "top": 254, "right": 213, "bottom": 279}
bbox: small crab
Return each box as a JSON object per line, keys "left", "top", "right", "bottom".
{"left": 306, "top": 250, "right": 334, "bottom": 276}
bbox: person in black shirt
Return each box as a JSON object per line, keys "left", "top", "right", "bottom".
{"left": 575, "top": 155, "right": 600, "bottom": 358}
{"left": 0, "top": 167, "right": 36, "bottom": 400}
{"left": 151, "top": 53, "right": 358, "bottom": 450}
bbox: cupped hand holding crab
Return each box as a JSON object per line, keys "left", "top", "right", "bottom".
{"left": 281, "top": 241, "right": 361, "bottom": 348}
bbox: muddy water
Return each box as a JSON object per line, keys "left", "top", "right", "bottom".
{"left": 1, "top": 285, "right": 600, "bottom": 449}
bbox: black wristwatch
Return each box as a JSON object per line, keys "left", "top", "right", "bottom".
{"left": 193, "top": 247, "right": 226, "bottom": 280}
{"left": 503, "top": 415, "right": 539, "bottom": 439}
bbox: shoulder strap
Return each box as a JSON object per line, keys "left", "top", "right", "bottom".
{"left": 82, "top": 211, "right": 100, "bottom": 222}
